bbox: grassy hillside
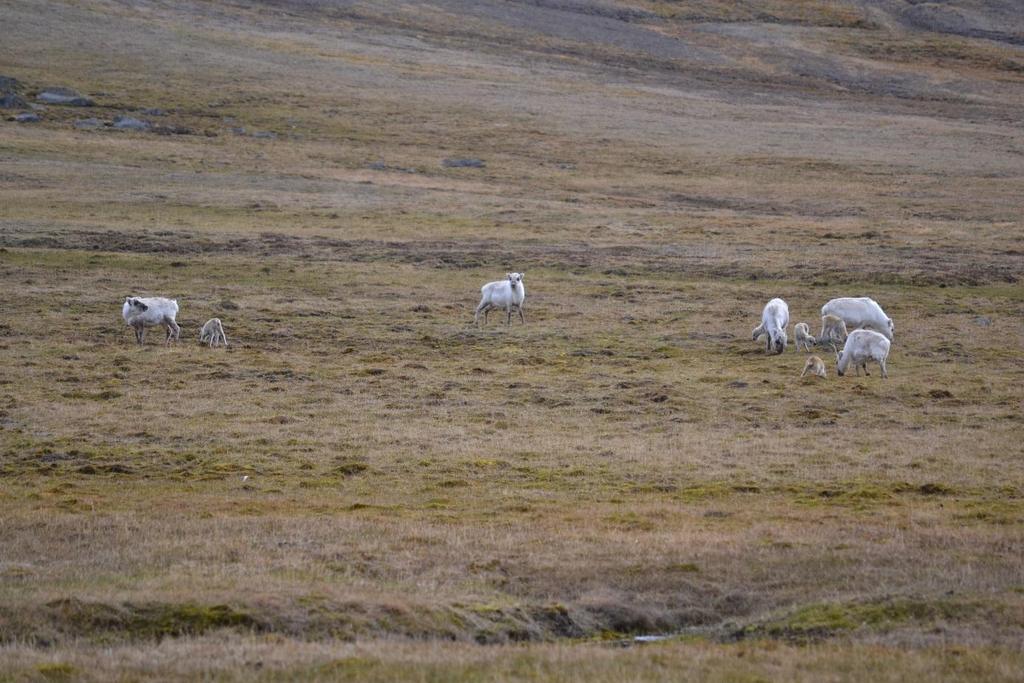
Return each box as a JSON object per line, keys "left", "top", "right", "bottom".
{"left": 1, "top": 0, "right": 1022, "bottom": 679}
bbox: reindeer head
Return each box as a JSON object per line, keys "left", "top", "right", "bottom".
{"left": 124, "top": 297, "right": 148, "bottom": 312}
{"left": 773, "top": 330, "right": 787, "bottom": 354}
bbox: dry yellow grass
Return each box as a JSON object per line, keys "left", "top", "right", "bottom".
{"left": 4, "top": 636, "right": 1024, "bottom": 682}
{"left": 1, "top": 0, "right": 1023, "bottom": 679}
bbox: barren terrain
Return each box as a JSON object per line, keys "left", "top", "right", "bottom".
{"left": 1, "top": 0, "right": 1023, "bottom": 680}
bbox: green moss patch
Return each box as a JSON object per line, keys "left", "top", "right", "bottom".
{"left": 745, "top": 597, "right": 991, "bottom": 642}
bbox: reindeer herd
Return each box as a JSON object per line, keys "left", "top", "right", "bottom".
{"left": 754, "top": 296, "right": 894, "bottom": 379}
{"left": 123, "top": 273, "right": 893, "bottom": 379}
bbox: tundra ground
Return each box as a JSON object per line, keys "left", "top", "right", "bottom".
{"left": 1, "top": 0, "right": 1023, "bottom": 679}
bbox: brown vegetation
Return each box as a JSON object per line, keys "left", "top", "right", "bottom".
{"left": 1, "top": 0, "right": 1022, "bottom": 678}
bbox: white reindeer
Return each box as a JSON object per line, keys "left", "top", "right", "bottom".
{"left": 751, "top": 298, "right": 789, "bottom": 354}
{"left": 199, "top": 318, "right": 228, "bottom": 348}
{"left": 122, "top": 296, "right": 180, "bottom": 345}
{"left": 818, "top": 314, "right": 849, "bottom": 352}
{"left": 836, "top": 329, "right": 891, "bottom": 378}
{"left": 475, "top": 272, "right": 526, "bottom": 326}
{"left": 821, "top": 297, "right": 893, "bottom": 341}
{"left": 794, "top": 322, "right": 815, "bottom": 352}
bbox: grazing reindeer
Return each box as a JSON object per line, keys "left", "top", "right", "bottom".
{"left": 199, "top": 318, "right": 229, "bottom": 348}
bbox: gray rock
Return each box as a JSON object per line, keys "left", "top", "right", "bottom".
{"left": 972, "top": 316, "right": 993, "bottom": 327}
{"left": 443, "top": 158, "right": 486, "bottom": 168}
{"left": 0, "top": 75, "right": 21, "bottom": 93}
{"left": 74, "top": 117, "right": 103, "bottom": 129}
{"left": 112, "top": 115, "right": 150, "bottom": 130}
{"left": 368, "top": 161, "right": 418, "bottom": 173}
{"left": 0, "top": 93, "right": 28, "bottom": 109}
{"left": 251, "top": 130, "right": 277, "bottom": 139}
{"left": 37, "top": 87, "right": 94, "bottom": 106}
{"left": 13, "top": 112, "right": 41, "bottom": 123}
{"left": 142, "top": 108, "right": 167, "bottom": 116}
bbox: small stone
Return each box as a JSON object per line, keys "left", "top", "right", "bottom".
{"left": 368, "top": 161, "right": 417, "bottom": 173}
{"left": 112, "top": 115, "right": 150, "bottom": 130}
{"left": 13, "top": 112, "right": 40, "bottom": 123}
{"left": 141, "top": 108, "right": 167, "bottom": 116}
{"left": 443, "top": 158, "right": 485, "bottom": 168}
{"left": 972, "top": 316, "right": 992, "bottom": 327}
{"left": 74, "top": 117, "right": 102, "bottom": 129}
{"left": 251, "top": 130, "right": 277, "bottom": 139}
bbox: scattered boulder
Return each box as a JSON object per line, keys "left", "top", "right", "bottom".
{"left": 36, "top": 87, "right": 94, "bottom": 106}
{"left": 972, "top": 316, "right": 992, "bottom": 327}
{"left": 0, "top": 93, "right": 28, "bottom": 109}
{"left": 443, "top": 158, "right": 486, "bottom": 168}
{"left": 13, "top": 112, "right": 41, "bottom": 123}
{"left": 112, "top": 115, "right": 150, "bottom": 131}
{"left": 0, "top": 76, "right": 28, "bottom": 109}
{"left": 74, "top": 117, "right": 103, "bottom": 129}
